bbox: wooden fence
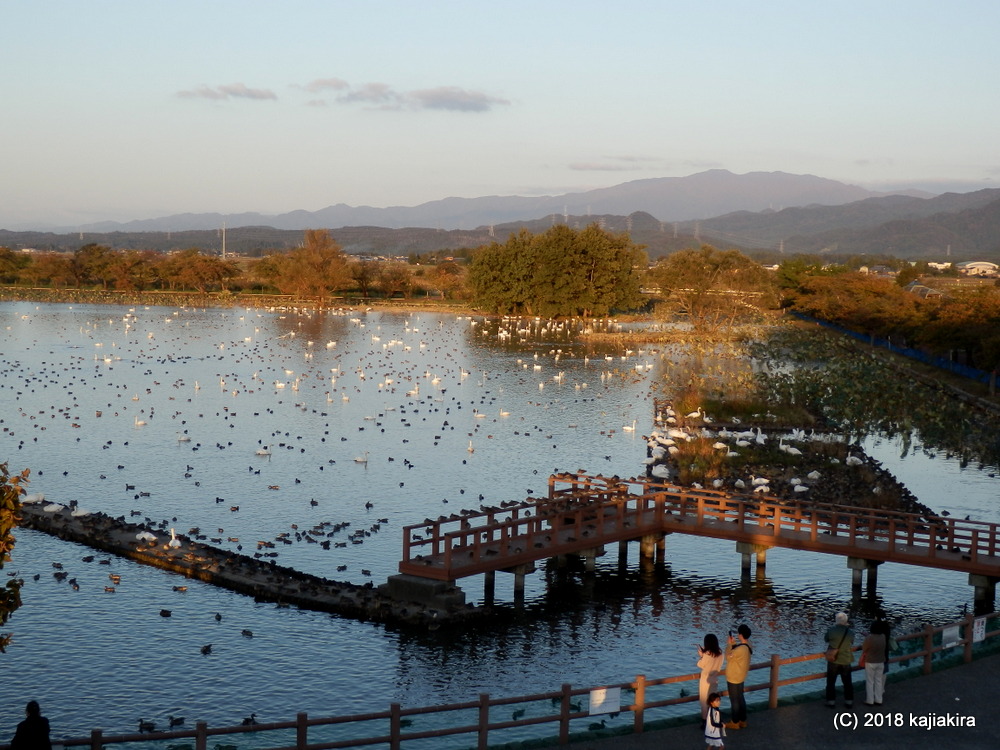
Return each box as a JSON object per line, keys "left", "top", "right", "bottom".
{"left": 7, "top": 611, "right": 999, "bottom": 750}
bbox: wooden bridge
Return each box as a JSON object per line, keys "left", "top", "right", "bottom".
{"left": 399, "top": 473, "right": 1000, "bottom": 601}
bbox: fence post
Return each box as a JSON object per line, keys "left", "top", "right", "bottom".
{"left": 633, "top": 675, "right": 646, "bottom": 735}
{"left": 477, "top": 693, "right": 490, "bottom": 750}
{"left": 964, "top": 613, "right": 976, "bottom": 663}
{"left": 296, "top": 712, "right": 308, "bottom": 750}
{"left": 923, "top": 623, "right": 935, "bottom": 675}
{"left": 559, "top": 683, "right": 572, "bottom": 745}
{"left": 768, "top": 654, "right": 781, "bottom": 708}
{"left": 195, "top": 721, "right": 208, "bottom": 750}
{"left": 389, "top": 703, "right": 401, "bottom": 750}
{"left": 89, "top": 729, "right": 102, "bottom": 750}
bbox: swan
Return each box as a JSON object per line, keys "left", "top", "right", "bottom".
{"left": 354, "top": 451, "right": 369, "bottom": 464}
{"left": 176, "top": 432, "right": 191, "bottom": 442}
{"left": 467, "top": 440, "right": 474, "bottom": 453}
{"left": 255, "top": 445, "right": 271, "bottom": 456}
{"left": 134, "top": 415, "right": 146, "bottom": 427}
{"left": 685, "top": 407, "right": 703, "bottom": 419}
{"left": 168, "top": 529, "right": 181, "bottom": 549}
{"left": 623, "top": 419, "right": 636, "bottom": 432}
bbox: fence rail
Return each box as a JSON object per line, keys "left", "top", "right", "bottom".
{"left": 10, "top": 611, "right": 999, "bottom": 750}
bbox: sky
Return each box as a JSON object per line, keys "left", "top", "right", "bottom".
{"left": 3, "top": 0, "right": 1000, "bottom": 229}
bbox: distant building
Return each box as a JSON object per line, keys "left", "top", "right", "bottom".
{"left": 926, "top": 261, "right": 952, "bottom": 271}
{"left": 955, "top": 261, "right": 998, "bottom": 277}
{"left": 860, "top": 264, "right": 897, "bottom": 277}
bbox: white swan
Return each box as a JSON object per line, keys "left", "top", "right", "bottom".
{"left": 354, "top": 451, "right": 369, "bottom": 464}
{"left": 255, "top": 445, "right": 271, "bottom": 456}
{"left": 168, "top": 528, "right": 182, "bottom": 548}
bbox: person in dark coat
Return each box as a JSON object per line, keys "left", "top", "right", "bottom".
{"left": 10, "top": 700, "right": 51, "bottom": 750}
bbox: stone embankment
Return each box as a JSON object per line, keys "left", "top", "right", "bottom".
{"left": 19, "top": 501, "right": 475, "bottom": 628}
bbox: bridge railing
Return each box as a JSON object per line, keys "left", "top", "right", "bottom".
{"left": 402, "top": 474, "right": 1000, "bottom": 578}
{"left": 11, "top": 611, "right": 999, "bottom": 750}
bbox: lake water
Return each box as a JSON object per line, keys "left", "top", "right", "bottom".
{"left": 1, "top": 301, "right": 997, "bottom": 744}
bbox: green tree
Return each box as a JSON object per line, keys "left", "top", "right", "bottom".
{"left": 1, "top": 464, "right": 29, "bottom": 653}
{"left": 468, "top": 224, "right": 645, "bottom": 316}
{"left": 0, "top": 247, "right": 29, "bottom": 283}
{"left": 647, "top": 245, "right": 775, "bottom": 332}
{"left": 895, "top": 262, "right": 926, "bottom": 288}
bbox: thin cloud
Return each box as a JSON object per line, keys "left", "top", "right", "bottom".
{"left": 308, "top": 79, "right": 508, "bottom": 112}
{"left": 570, "top": 163, "right": 638, "bottom": 172}
{"left": 302, "top": 77, "right": 350, "bottom": 93}
{"left": 177, "top": 83, "right": 277, "bottom": 101}
{"left": 408, "top": 86, "right": 510, "bottom": 112}
{"left": 338, "top": 82, "right": 403, "bottom": 109}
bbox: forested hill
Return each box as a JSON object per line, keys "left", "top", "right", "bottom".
{"left": 4, "top": 191, "right": 1000, "bottom": 261}
{"left": 684, "top": 188, "right": 1000, "bottom": 257}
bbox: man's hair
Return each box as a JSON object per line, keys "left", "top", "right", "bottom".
{"left": 737, "top": 624, "right": 752, "bottom": 639}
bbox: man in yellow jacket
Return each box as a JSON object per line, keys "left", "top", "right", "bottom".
{"left": 724, "top": 624, "right": 752, "bottom": 730}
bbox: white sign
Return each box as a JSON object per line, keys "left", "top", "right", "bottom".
{"left": 942, "top": 625, "right": 961, "bottom": 648}
{"left": 973, "top": 617, "right": 986, "bottom": 643}
{"left": 589, "top": 686, "right": 621, "bottom": 716}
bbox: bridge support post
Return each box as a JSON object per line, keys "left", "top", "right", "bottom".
{"left": 969, "top": 574, "right": 997, "bottom": 614}
{"left": 483, "top": 570, "right": 495, "bottom": 606}
{"left": 736, "top": 542, "right": 771, "bottom": 577}
{"left": 847, "top": 557, "right": 882, "bottom": 596}
{"left": 508, "top": 563, "right": 536, "bottom": 607}
{"left": 618, "top": 540, "right": 629, "bottom": 569}
{"left": 581, "top": 547, "right": 599, "bottom": 573}
{"left": 639, "top": 533, "right": 663, "bottom": 561}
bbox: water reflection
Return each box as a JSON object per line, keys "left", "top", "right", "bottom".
{"left": 0, "top": 302, "right": 995, "bottom": 741}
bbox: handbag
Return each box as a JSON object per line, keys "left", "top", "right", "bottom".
{"left": 825, "top": 628, "right": 848, "bottom": 663}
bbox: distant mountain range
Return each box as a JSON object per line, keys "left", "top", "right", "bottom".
{"left": 4, "top": 170, "right": 1000, "bottom": 261}
{"left": 46, "top": 169, "right": 924, "bottom": 234}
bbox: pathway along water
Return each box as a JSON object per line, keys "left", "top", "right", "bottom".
{"left": 0, "top": 301, "right": 997, "bottom": 742}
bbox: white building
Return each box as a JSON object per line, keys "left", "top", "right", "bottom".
{"left": 955, "top": 261, "right": 998, "bottom": 276}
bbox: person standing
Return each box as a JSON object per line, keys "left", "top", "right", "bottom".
{"left": 862, "top": 620, "right": 888, "bottom": 706}
{"left": 697, "top": 634, "right": 725, "bottom": 721}
{"left": 704, "top": 692, "right": 726, "bottom": 749}
{"left": 723, "top": 624, "right": 752, "bottom": 730}
{"left": 10, "top": 700, "right": 51, "bottom": 750}
{"left": 825, "top": 612, "right": 855, "bottom": 707}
